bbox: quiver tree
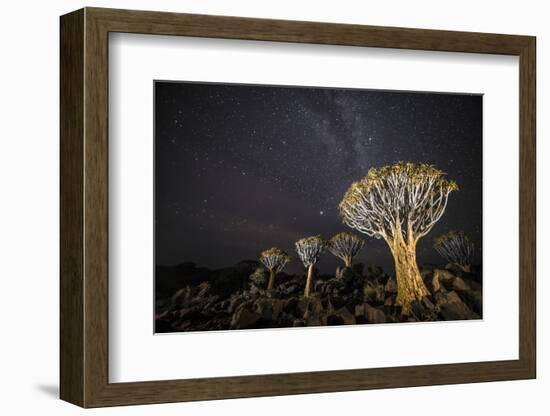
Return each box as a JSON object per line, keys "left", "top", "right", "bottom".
{"left": 259, "top": 247, "right": 290, "bottom": 290}
{"left": 295, "top": 236, "right": 325, "bottom": 298}
{"left": 339, "top": 162, "right": 458, "bottom": 314}
{"left": 327, "top": 231, "right": 365, "bottom": 268}
{"left": 433, "top": 230, "right": 474, "bottom": 272}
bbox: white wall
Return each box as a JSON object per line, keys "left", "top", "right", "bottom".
{"left": 0, "top": 1, "right": 545, "bottom": 414}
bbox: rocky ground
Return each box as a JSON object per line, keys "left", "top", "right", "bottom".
{"left": 155, "top": 261, "right": 482, "bottom": 333}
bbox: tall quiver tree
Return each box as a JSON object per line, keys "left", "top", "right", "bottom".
{"left": 295, "top": 236, "right": 325, "bottom": 298}
{"left": 327, "top": 232, "right": 365, "bottom": 268}
{"left": 339, "top": 162, "right": 458, "bottom": 314}
{"left": 259, "top": 247, "right": 290, "bottom": 290}
{"left": 433, "top": 231, "right": 474, "bottom": 272}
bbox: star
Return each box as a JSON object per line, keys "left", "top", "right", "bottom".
{"left": 155, "top": 80, "right": 482, "bottom": 274}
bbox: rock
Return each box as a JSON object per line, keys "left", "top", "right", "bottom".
{"left": 445, "top": 263, "right": 470, "bottom": 276}
{"left": 230, "top": 307, "right": 261, "bottom": 329}
{"left": 254, "top": 299, "right": 283, "bottom": 321}
{"left": 157, "top": 261, "right": 482, "bottom": 332}
{"left": 385, "top": 276, "right": 397, "bottom": 294}
{"left": 363, "top": 281, "right": 384, "bottom": 304}
{"left": 276, "top": 313, "right": 295, "bottom": 327}
{"left": 384, "top": 295, "right": 396, "bottom": 306}
{"left": 296, "top": 299, "right": 309, "bottom": 317}
{"left": 171, "top": 286, "right": 192, "bottom": 306}
{"left": 432, "top": 269, "right": 455, "bottom": 292}
{"left": 327, "top": 307, "right": 355, "bottom": 326}
{"left": 408, "top": 300, "right": 438, "bottom": 321}
{"left": 155, "top": 318, "right": 173, "bottom": 333}
{"left": 452, "top": 276, "right": 471, "bottom": 292}
{"left": 466, "top": 278, "right": 482, "bottom": 292}
{"left": 375, "top": 284, "right": 386, "bottom": 304}
{"left": 314, "top": 280, "right": 326, "bottom": 293}
{"left": 422, "top": 297, "right": 436, "bottom": 311}
{"left": 338, "top": 307, "right": 356, "bottom": 325}
{"left": 355, "top": 303, "right": 386, "bottom": 324}
{"left": 365, "top": 303, "right": 386, "bottom": 324}
{"left": 327, "top": 294, "right": 348, "bottom": 310}
{"left": 283, "top": 297, "right": 299, "bottom": 314}
{"left": 296, "top": 298, "right": 326, "bottom": 324}
{"left": 195, "top": 281, "right": 211, "bottom": 299}
{"left": 227, "top": 295, "right": 244, "bottom": 313}
{"left": 335, "top": 266, "right": 354, "bottom": 281}
{"left": 306, "top": 316, "right": 324, "bottom": 327}
{"left": 420, "top": 268, "right": 434, "bottom": 284}
{"left": 434, "top": 291, "right": 480, "bottom": 321}
{"left": 459, "top": 289, "right": 483, "bottom": 316}
{"left": 326, "top": 314, "right": 344, "bottom": 326}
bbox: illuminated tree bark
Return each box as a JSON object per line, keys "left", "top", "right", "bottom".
{"left": 304, "top": 264, "right": 314, "bottom": 298}
{"left": 259, "top": 247, "right": 290, "bottom": 290}
{"left": 390, "top": 233, "right": 429, "bottom": 307}
{"left": 295, "top": 236, "right": 325, "bottom": 298}
{"left": 339, "top": 162, "right": 458, "bottom": 314}
{"left": 327, "top": 231, "right": 364, "bottom": 268}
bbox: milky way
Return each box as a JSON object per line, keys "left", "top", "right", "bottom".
{"left": 155, "top": 81, "right": 482, "bottom": 273}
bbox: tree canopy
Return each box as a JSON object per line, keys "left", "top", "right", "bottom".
{"left": 295, "top": 236, "right": 325, "bottom": 268}
{"left": 259, "top": 247, "right": 290, "bottom": 273}
{"left": 339, "top": 162, "right": 458, "bottom": 244}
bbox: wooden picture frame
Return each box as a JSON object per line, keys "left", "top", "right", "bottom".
{"left": 60, "top": 7, "right": 536, "bottom": 408}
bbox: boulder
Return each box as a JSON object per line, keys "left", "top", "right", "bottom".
{"left": 338, "top": 307, "right": 356, "bottom": 325}
{"left": 452, "top": 276, "right": 471, "bottom": 292}
{"left": 459, "top": 289, "right": 483, "bottom": 316}
{"left": 254, "top": 298, "right": 284, "bottom": 321}
{"left": 434, "top": 290, "right": 480, "bottom": 321}
{"left": 408, "top": 299, "right": 438, "bottom": 322}
{"left": 327, "top": 294, "right": 348, "bottom": 310}
{"left": 385, "top": 276, "right": 397, "bottom": 294}
{"left": 230, "top": 307, "right": 261, "bottom": 329}
{"left": 227, "top": 295, "right": 245, "bottom": 313}
{"left": 170, "top": 286, "right": 192, "bottom": 307}
{"left": 195, "top": 281, "right": 211, "bottom": 299}
{"left": 384, "top": 295, "right": 396, "bottom": 307}
{"left": 355, "top": 303, "right": 386, "bottom": 324}
{"left": 283, "top": 297, "right": 299, "bottom": 314}
{"left": 431, "top": 269, "right": 455, "bottom": 293}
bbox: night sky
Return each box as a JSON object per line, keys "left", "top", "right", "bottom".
{"left": 155, "top": 81, "right": 482, "bottom": 274}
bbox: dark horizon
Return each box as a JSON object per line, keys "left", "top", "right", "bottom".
{"left": 155, "top": 81, "right": 482, "bottom": 274}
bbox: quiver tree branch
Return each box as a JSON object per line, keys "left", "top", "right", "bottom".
{"left": 339, "top": 162, "right": 458, "bottom": 314}
{"left": 295, "top": 236, "right": 325, "bottom": 298}
{"left": 327, "top": 231, "right": 365, "bottom": 268}
{"left": 259, "top": 247, "right": 290, "bottom": 290}
{"left": 433, "top": 230, "right": 474, "bottom": 272}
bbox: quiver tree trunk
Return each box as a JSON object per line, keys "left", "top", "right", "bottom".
{"left": 304, "top": 265, "right": 314, "bottom": 298}
{"left": 267, "top": 269, "right": 276, "bottom": 290}
{"left": 390, "top": 237, "right": 430, "bottom": 315}
{"left": 343, "top": 257, "right": 351, "bottom": 268}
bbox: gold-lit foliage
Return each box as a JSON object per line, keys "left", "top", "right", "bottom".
{"left": 259, "top": 247, "right": 290, "bottom": 290}
{"left": 327, "top": 231, "right": 365, "bottom": 267}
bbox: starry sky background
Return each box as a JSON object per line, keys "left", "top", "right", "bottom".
{"left": 155, "top": 81, "right": 482, "bottom": 274}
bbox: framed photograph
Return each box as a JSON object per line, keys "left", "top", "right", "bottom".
{"left": 60, "top": 7, "right": 536, "bottom": 407}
